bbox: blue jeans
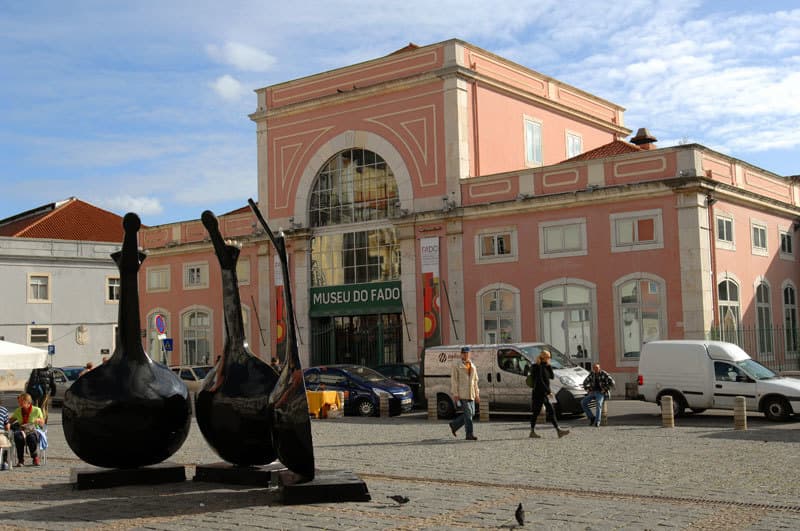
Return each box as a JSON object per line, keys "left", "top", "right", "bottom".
{"left": 581, "top": 391, "right": 605, "bottom": 425}
{"left": 449, "top": 400, "right": 475, "bottom": 437}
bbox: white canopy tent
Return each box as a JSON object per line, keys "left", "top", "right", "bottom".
{"left": 0, "top": 340, "right": 48, "bottom": 392}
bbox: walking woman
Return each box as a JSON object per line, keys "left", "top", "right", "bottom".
{"left": 529, "top": 350, "right": 570, "bottom": 439}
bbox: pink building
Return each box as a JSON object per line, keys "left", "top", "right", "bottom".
{"left": 139, "top": 39, "right": 800, "bottom": 393}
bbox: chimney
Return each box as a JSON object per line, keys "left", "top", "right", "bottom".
{"left": 630, "top": 128, "right": 657, "bottom": 150}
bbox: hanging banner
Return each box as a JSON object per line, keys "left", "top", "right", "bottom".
{"left": 420, "top": 237, "right": 442, "bottom": 347}
{"left": 274, "top": 255, "right": 287, "bottom": 358}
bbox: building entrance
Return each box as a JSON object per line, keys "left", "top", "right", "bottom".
{"left": 310, "top": 313, "right": 403, "bottom": 367}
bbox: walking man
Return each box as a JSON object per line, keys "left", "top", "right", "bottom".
{"left": 581, "top": 363, "right": 615, "bottom": 427}
{"left": 448, "top": 346, "right": 480, "bottom": 441}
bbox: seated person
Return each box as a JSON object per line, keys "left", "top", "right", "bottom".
{"left": 0, "top": 404, "right": 10, "bottom": 471}
{"left": 9, "top": 392, "right": 45, "bottom": 466}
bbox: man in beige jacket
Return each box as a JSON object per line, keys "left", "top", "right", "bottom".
{"left": 448, "top": 346, "right": 480, "bottom": 441}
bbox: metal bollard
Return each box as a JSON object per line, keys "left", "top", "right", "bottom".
{"left": 379, "top": 395, "right": 389, "bottom": 418}
{"left": 661, "top": 395, "right": 675, "bottom": 428}
{"left": 600, "top": 399, "right": 608, "bottom": 426}
{"left": 479, "top": 401, "right": 489, "bottom": 422}
{"left": 734, "top": 396, "right": 747, "bottom": 431}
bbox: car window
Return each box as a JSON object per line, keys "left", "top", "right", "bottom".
{"left": 179, "top": 369, "right": 194, "bottom": 380}
{"left": 63, "top": 367, "right": 83, "bottom": 380}
{"left": 379, "top": 366, "right": 399, "bottom": 378}
{"left": 304, "top": 370, "right": 320, "bottom": 385}
{"left": 193, "top": 366, "right": 212, "bottom": 379}
{"left": 497, "top": 349, "right": 528, "bottom": 375}
{"left": 53, "top": 371, "right": 67, "bottom": 384}
{"left": 319, "top": 371, "right": 348, "bottom": 387}
{"left": 346, "top": 366, "right": 386, "bottom": 383}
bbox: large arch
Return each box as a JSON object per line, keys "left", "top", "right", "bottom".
{"left": 293, "top": 130, "right": 414, "bottom": 226}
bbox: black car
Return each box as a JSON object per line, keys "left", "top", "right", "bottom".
{"left": 373, "top": 362, "right": 422, "bottom": 405}
{"left": 303, "top": 364, "right": 413, "bottom": 417}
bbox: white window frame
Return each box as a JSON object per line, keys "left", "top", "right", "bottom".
{"left": 750, "top": 220, "right": 768, "bottom": 256}
{"left": 779, "top": 229, "right": 793, "bottom": 260}
{"left": 183, "top": 262, "right": 209, "bottom": 290}
{"left": 715, "top": 214, "right": 735, "bottom": 250}
{"left": 475, "top": 227, "right": 518, "bottom": 264}
{"left": 236, "top": 258, "right": 251, "bottom": 285}
{"left": 612, "top": 273, "right": 667, "bottom": 367}
{"left": 27, "top": 325, "right": 51, "bottom": 346}
{"left": 539, "top": 218, "right": 587, "bottom": 259}
{"left": 524, "top": 116, "right": 543, "bottom": 167}
{"left": 27, "top": 273, "right": 51, "bottom": 303}
{"left": 106, "top": 276, "right": 120, "bottom": 303}
{"left": 146, "top": 266, "right": 171, "bottom": 293}
{"left": 610, "top": 209, "right": 664, "bottom": 253}
{"left": 565, "top": 130, "right": 582, "bottom": 158}
{"left": 476, "top": 283, "right": 521, "bottom": 344}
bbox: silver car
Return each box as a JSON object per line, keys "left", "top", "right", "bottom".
{"left": 51, "top": 366, "right": 84, "bottom": 405}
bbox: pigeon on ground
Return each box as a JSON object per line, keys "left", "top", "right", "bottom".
{"left": 515, "top": 503, "right": 525, "bottom": 526}
{"left": 388, "top": 495, "right": 410, "bottom": 505}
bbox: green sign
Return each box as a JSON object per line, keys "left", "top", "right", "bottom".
{"left": 310, "top": 281, "right": 402, "bottom": 317}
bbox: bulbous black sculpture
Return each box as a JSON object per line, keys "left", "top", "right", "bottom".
{"left": 195, "top": 211, "right": 279, "bottom": 466}
{"left": 62, "top": 213, "right": 191, "bottom": 469}
{"left": 248, "top": 199, "right": 315, "bottom": 480}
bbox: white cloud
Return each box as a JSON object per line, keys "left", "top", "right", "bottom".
{"left": 210, "top": 74, "right": 245, "bottom": 101}
{"left": 206, "top": 41, "right": 276, "bottom": 72}
{"left": 103, "top": 195, "right": 164, "bottom": 216}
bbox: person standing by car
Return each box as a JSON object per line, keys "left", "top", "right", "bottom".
{"left": 448, "top": 347, "right": 480, "bottom": 441}
{"left": 529, "top": 350, "right": 570, "bottom": 439}
{"left": 580, "top": 363, "right": 615, "bottom": 427}
{"left": 25, "top": 367, "right": 56, "bottom": 422}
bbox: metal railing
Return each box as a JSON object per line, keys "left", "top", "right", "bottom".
{"left": 706, "top": 324, "right": 800, "bottom": 372}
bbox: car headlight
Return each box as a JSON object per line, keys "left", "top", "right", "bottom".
{"left": 373, "top": 388, "right": 392, "bottom": 398}
{"left": 559, "top": 376, "right": 581, "bottom": 388}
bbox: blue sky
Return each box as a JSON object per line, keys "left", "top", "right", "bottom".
{"left": 1, "top": 1, "right": 798, "bottom": 226}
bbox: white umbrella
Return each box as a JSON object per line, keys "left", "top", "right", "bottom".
{"left": 0, "top": 340, "right": 48, "bottom": 392}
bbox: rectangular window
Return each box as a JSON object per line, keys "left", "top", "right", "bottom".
{"left": 539, "top": 218, "right": 587, "bottom": 258}
{"left": 184, "top": 263, "right": 209, "bottom": 289}
{"left": 780, "top": 230, "right": 793, "bottom": 259}
{"left": 28, "top": 273, "right": 51, "bottom": 302}
{"left": 475, "top": 228, "right": 518, "bottom": 264}
{"left": 715, "top": 215, "right": 734, "bottom": 250}
{"left": 28, "top": 326, "right": 50, "bottom": 345}
{"left": 147, "top": 266, "right": 170, "bottom": 292}
{"left": 610, "top": 210, "right": 663, "bottom": 252}
{"left": 524, "top": 117, "right": 543, "bottom": 166}
{"left": 236, "top": 259, "right": 251, "bottom": 285}
{"left": 106, "top": 277, "right": 120, "bottom": 302}
{"left": 566, "top": 131, "right": 582, "bottom": 158}
{"left": 750, "top": 221, "right": 768, "bottom": 256}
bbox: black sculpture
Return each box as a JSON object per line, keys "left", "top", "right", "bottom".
{"left": 62, "top": 213, "right": 191, "bottom": 469}
{"left": 248, "top": 199, "right": 315, "bottom": 480}
{"left": 195, "top": 211, "right": 280, "bottom": 466}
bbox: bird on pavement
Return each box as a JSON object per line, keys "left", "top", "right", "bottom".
{"left": 515, "top": 503, "right": 525, "bottom": 526}
{"left": 388, "top": 495, "right": 410, "bottom": 505}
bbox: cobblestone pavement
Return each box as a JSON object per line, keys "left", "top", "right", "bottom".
{"left": 0, "top": 401, "right": 798, "bottom": 530}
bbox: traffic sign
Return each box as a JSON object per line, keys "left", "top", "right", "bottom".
{"left": 47, "top": 344, "right": 55, "bottom": 355}
{"left": 163, "top": 338, "right": 173, "bottom": 351}
{"left": 155, "top": 314, "right": 166, "bottom": 334}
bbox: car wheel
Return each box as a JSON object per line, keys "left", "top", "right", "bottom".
{"left": 763, "top": 397, "right": 791, "bottom": 421}
{"left": 436, "top": 394, "right": 455, "bottom": 419}
{"left": 356, "top": 398, "right": 376, "bottom": 417}
{"left": 690, "top": 408, "right": 707, "bottom": 414}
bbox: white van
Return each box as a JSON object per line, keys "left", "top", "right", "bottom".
{"left": 422, "top": 343, "right": 589, "bottom": 419}
{"left": 638, "top": 340, "right": 800, "bottom": 421}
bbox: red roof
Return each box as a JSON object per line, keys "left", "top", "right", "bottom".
{"left": 0, "top": 198, "right": 125, "bottom": 243}
{"left": 562, "top": 140, "right": 643, "bottom": 163}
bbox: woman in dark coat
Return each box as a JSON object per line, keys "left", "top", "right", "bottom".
{"left": 529, "top": 350, "right": 570, "bottom": 439}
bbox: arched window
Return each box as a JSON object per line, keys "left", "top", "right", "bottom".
{"left": 309, "top": 148, "right": 399, "bottom": 227}
{"left": 718, "top": 279, "right": 740, "bottom": 343}
{"left": 479, "top": 287, "right": 518, "bottom": 344}
{"left": 756, "top": 281, "right": 773, "bottom": 356}
{"left": 615, "top": 275, "right": 666, "bottom": 360}
{"left": 182, "top": 309, "right": 211, "bottom": 365}
{"left": 538, "top": 282, "right": 594, "bottom": 362}
{"left": 783, "top": 283, "right": 797, "bottom": 356}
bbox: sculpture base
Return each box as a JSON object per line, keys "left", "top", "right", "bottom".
{"left": 71, "top": 462, "right": 186, "bottom": 490}
{"left": 193, "top": 461, "right": 286, "bottom": 487}
{"left": 278, "top": 469, "right": 371, "bottom": 505}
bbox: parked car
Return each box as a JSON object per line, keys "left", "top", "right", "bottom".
{"left": 373, "top": 362, "right": 422, "bottom": 406}
{"left": 303, "top": 364, "right": 414, "bottom": 417}
{"left": 170, "top": 365, "right": 213, "bottom": 394}
{"left": 51, "top": 366, "right": 84, "bottom": 405}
